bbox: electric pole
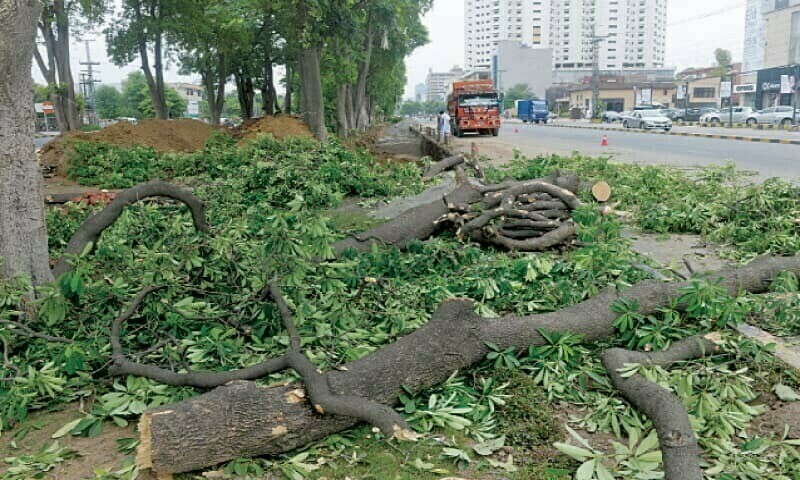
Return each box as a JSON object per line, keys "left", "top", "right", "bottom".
{"left": 79, "top": 39, "right": 101, "bottom": 125}
{"left": 590, "top": 25, "right": 607, "bottom": 120}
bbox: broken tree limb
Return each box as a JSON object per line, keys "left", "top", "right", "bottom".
{"left": 422, "top": 155, "right": 465, "bottom": 180}
{"left": 602, "top": 335, "right": 718, "bottom": 480}
{"left": 52, "top": 180, "right": 208, "bottom": 277}
{"left": 137, "top": 255, "right": 800, "bottom": 474}
{"left": 471, "top": 221, "right": 577, "bottom": 252}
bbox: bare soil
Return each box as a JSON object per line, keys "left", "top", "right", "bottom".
{"left": 233, "top": 115, "right": 313, "bottom": 141}
{"left": 753, "top": 402, "right": 800, "bottom": 439}
{"left": 0, "top": 403, "right": 156, "bottom": 479}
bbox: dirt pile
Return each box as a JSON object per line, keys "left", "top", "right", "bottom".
{"left": 39, "top": 119, "right": 216, "bottom": 175}
{"left": 233, "top": 115, "right": 313, "bottom": 141}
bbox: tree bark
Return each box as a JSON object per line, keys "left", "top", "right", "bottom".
{"left": 53, "top": 0, "right": 79, "bottom": 129}
{"left": 138, "top": 256, "right": 800, "bottom": 474}
{"left": 283, "top": 61, "right": 292, "bottom": 114}
{"left": 297, "top": 45, "right": 327, "bottom": 141}
{"left": 135, "top": 1, "right": 167, "bottom": 120}
{"left": 235, "top": 72, "right": 254, "bottom": 120}
{"left": 354, "top": 17, "right": 375, "bottom": 130}
{"left": 0, "top": 0, "right": 53, "bottom": 286}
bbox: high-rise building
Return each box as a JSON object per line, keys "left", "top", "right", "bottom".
{"left": 425, "top": 67, "right": 466, "bottom": 101}
{"left": 744, "top": 0, "right": 776, "bottom": 71}
{"left": 464, "top": 0, "right": 667, "bottom": 72}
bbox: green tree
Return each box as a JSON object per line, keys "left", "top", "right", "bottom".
{"left": 95, "top": 85, "right": 125, "bottom": 119}
{"left": 714, "top": 48, "right": 733, "bottom": 76}
{"left": 503, "top": 83, "right": 535, "bottom": 110}
{"left": 137, "top": 86, "right": 187, "bottom": 118}
{"left": 33, "top": 84, "right": 51, "bottom": 103}
{"left": 121, "top": 71, "right": 150, "bottom": 118}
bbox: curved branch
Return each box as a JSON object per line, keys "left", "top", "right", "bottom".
{"left": 472, "top": 221, "right": 577, "bottom": 251}
{"left": 0, "top": 319, "right": 73, "bottom": 343}
{"left": 108, "top": 286, "right": 290, "bottom": 388}
{"left": 53, "top": 180, "right": 208, "bottom": 277}
{"left": 601, "top": 335, "right": 718, "bottom": 480}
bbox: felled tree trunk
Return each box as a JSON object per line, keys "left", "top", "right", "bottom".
{"left": 137, "top": 256, "right": 800, "bottom": 474}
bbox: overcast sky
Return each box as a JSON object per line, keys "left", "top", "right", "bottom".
{"left": 35, "top": 0, "right": 747, "bottom": 98}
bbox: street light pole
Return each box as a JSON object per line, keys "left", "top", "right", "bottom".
{"left": 729, "top": 71, "right": 734, "bottom": 128}
{"left": 794, "top": 64, "right": 799, "bottom": 125}
{"left": 684, "top": 81, "right": 689, "bottom": 120}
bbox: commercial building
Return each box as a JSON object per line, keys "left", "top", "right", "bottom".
{"left": 425, "top": 67, "right": 465, "bottom": 101}
{"left": 568, "top": 79, "right": 676, "bottom": 113}
{"left": 464, "top": 0, "right": 667, "bottom": 72}
{"left": 744, "top": 0, "right": 776, "bottom": 71}
{"left": 492, "top": 41, "right": 553, "bottom": 98}
{"left": 764, "top": 1, "right": 800, "bottom": 67}
{"left": 676, "top": 64, "right": 743, "bottom": 109}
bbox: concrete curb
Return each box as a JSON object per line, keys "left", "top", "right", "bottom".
{"left": 543, "top": 123, "right": 800, "bottom": 146}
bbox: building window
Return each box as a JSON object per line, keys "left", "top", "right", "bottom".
{"left": 693, "top": 87, "right": 715, "bottom": 98}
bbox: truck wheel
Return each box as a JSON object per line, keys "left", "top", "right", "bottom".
{"left": 491, "top": 128, "right": 499, "bottom": 136}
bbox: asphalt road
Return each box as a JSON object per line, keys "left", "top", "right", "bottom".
{"left": 451, "top": 123, "right": 800, "bottom": 182}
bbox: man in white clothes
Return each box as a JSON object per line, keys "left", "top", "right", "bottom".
{"left": 439, "top": 110, "right": 450, "bottom": 144}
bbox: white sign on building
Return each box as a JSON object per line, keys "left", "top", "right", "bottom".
{"left": 720, "top": 81, "right": 732, "bottom": 99}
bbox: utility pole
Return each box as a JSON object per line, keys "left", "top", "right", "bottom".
{"left": 590, "top": 25, "right": 607, "bottom": 120}
{"left": 79, "top": 39, "right": 101, "bottom": 125}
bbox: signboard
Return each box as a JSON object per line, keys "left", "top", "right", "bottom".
{"left": 780, "top": 75, "right": 796, "bottom": 94}
{"left": 720, "top": 81, "right": 732, "bottom": 98}
{"left": 640, "top": 88, "right": 652, "bottom": 104}
{"left": 34, "top": 103, "right": 44, "bottom": 113}
{"left": 734, "top": 83, "right": 756, "bottom": 94}
{"left": 676, "top": 85, "right": 686, "bottom": 100}
{"left": 42, "top": 101, "right": 55, "bottom": 115}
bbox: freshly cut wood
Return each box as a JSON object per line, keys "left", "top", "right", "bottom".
{"left": 136, "top": 256, "right": 800, "bottom": 474}
{"left": 591, "top": 181, "right": 612, "bottom": 202}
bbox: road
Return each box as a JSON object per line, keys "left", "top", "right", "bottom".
{"left": 446, "top": 122, "right": 800, "bottom": 182}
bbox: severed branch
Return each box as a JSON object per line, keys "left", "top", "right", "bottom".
{"left": 53, "top": 180, "right": 209, "bottom": 277}
{"left": 0, "top": 319, "right": 73, "bottom": 343}
{"left": 601, "top": 335, "right": 718, "bottom": 480}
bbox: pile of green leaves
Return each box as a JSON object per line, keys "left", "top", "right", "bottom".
{"left": 2, "top": 143, "right": 800, "bottom": 479}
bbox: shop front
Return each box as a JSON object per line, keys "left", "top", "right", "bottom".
{"left": 756, "top": 65, "right": 799, "bottom": 109}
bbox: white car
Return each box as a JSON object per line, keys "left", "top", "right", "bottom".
{"left": 749, "top": 106, "right": 799, "bottom": 126}
{"left": 700, "top": 107, "right": 756, "bottom": 125}
{"left": 622, "top": 110, "right": 672, "bottom": 131}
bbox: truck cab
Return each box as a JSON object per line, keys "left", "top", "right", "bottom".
{"left": 517, "top": 99, "right": 549, "bottom": 124}
{"left": 447, "top": 80, "right": 502, "bottom": 137}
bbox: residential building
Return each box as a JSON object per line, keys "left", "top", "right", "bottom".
{"left": 492, "top": 41, "right": 553, "bottom": 98}
{"left": 168, "top": 82, "right": 203, "bottom": 118}
{"left": 425, "top": 67, "right": 465, "bottom": 101}
{"left": 464, "top": 0, "right": 667, "bottom": 72}
{"left": 676, "top": 64, "right": 743, "bottom": 108}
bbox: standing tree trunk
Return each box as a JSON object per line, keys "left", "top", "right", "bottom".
{"left": 153, "top": 29, "right": 168, "bottom": 119}
{"left": 283, "top": 61, "right": 292, "bottom": 115}
{"left": 135, "top": 2, "right": 168, "bottom": 120}
{"left": 235, "top": 72, "right": 254, "bottom": 120}
{"left": 0, "top": 0, "right": 54, "bottom": 286}
{"left": 337, "top": 84, "right": 349, "bottom": 137}
{"left": 202, "top": 69, "right": 224, "bottom": 126}
{"left": 354, "top": 19, "right": 374, "bottom": 130}
{"left": 262, "top": 57, "right": 279, "bottom": 116}
{"left": 53, "top": 0, "right": 80, "bottom": 128}
{"left": 345, "top": 83, "right": 356, "bottom": 130}
{"left": 297, "top": 46, "right": 326, "bottom": 141}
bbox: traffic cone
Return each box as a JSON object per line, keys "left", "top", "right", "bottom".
{"left": 601, "top": 134, "right": 609, "bottom": 147}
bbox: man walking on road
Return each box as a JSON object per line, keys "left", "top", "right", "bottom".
{"left": 439, "top": 110, "right": 450, "bottom": 144}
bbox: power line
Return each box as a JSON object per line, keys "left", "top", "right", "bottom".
{"left": 668, "top": 1, "right": 746, "bottom": 26}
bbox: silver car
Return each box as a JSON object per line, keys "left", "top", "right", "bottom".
{"left": 750, "top": 106, "right": 798, "bottom": 126}
{"left": 700, "top": 107, "right": 755, "bottom": 125}
{"left": 623, "top": 110, "right": 672, "bottom": 131}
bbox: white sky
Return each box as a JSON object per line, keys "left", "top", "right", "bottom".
{"left": 33, "top": 0, "right": 747, "bottom": 98}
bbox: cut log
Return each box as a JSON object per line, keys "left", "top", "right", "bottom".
{"left": 422, "top": 155, "right": 465, "bottom": 180}
{"left": 138, "top": 255, "right": 800, "bottom": 474}
{"left": 591, "top": 181, "right": 612, "bottom": 202}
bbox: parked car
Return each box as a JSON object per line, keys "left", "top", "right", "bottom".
{"left": 661, "top": 108, "right": 683, "bottom": 120}
{"left": 601, "top": 111, "right": 622, "bottom": 123}
{"left": 700, "top": 107, "right": 756, "bottom": 125}
{"left": 673, "top": 108, "right": 717, "bottom": 122}
{"left": 749, "top": 106, "right": 799, "bottom": 126}
{"left": 622, "top": 110, "right": 672, "bottom": 131}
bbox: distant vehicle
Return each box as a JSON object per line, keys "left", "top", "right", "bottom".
{"left": 447, "top": 80, "right": 502, "bottom": 137}
{"left": 517, "top": 99, "right": 549, "bottom": 124}
{"left": 623, "top": 110, "right": 672, "bottom": 131}
{"left": 673, "top": 108, "right": 717, "bottom": 122}
{"left": 700, "top": 107, "right": 755, "bottom": 125}
{"left": 749, "top": 106, "right": 798, "bottom": 126}
{"left": 115, "top": 117, "right": 138, "bottom": 125}
{"left": 661, "top": 108, "right": 683, "bottom": 120}
{"left": 601, "top": 111, "right": 622, "bottom": 123}
{"left": 632, "top": 104, "right": 663, "bottom": 111}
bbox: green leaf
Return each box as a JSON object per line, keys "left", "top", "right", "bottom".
{"left": 775, "top": 384, "right": 800, "bottom": 402}
{"left": 576, "top": 459, "right": 595, "bottom": 480}
{"left": 553, "top": 442, "right": 593, "bottom": 461}
{"left": 51, "top": 419, "right": 82, "bottom": 439}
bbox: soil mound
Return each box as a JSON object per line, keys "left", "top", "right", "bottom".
{"left": 39, "top": 119, "right": 215, "bottom": 176}
{"left": 234, "top": 115, "right": 313, "bottom": 141}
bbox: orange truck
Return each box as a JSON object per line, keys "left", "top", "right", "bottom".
{"left": 446, "top": 80, "right": 502, "bottom": 137}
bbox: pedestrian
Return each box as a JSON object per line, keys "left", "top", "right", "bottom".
{"left": 440, "top": 110, "right": 450, "bottom": 144}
